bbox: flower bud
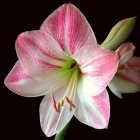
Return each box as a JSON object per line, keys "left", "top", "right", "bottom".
{"left": 101, "top": 17, "right": 136, "bottom": 50}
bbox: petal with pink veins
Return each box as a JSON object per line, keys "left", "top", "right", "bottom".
{"left": 109, "top": 76, "right": 140, "bottom": 98}
{"left": 4, "top": 61, "right": 71, "bottom": 97}
{"left": 127, "top": 56, "right": 140, "bottom": 70}
{"left": 16, "top": 30, "right": 66, "bottom": 76}
{"left": 40, "top": 4, "right": 97, "bottom": 54}
{"left": 4, "top": 61, "right": 48, "bottom": 96}
{"left": 117, "top": 57, "right": 140, "bottom": 86}
{"left": 117, "top": 69, "right": 140, "bottom": 86}
{"left": 74, "top": 89, "right": 110, "bottom": 129}
{"left": 116, "top": 42, "right": 135, "bottom": 65}
{"left": 72, "top": 45, "right": 119, "bottom": 96}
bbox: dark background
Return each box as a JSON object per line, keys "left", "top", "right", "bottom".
{"left": 1, "top": 0, "right": 140, "bottom": 139}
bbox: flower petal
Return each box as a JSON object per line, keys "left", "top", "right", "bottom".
{"left": 40, "top": 4, "right": 97, "bottom": 54}
{"left": 127, "top": 56, "right": 140, "bottom": 70}
{"left": 109, "top": 76, "right": 140, "bottom": 98}
{"left": 118, "top": 57, "right": 140, "bottom": 86}
{"left": 116, "top": 42, "right": 135, "bottom": 65}
{"left": 40, "top": 70, "right": 76, "bottom": 137}
{"left": 74, "top": 89, "right": 110, "bottom": 129}
{"left": 16, "top": 30, "right": 66, "bottom": 75}
{"left": 73, "top": 45, "right": 119, "bottom": 96}
{"left": 118, "top": 70, "right": 140, "bottom": 86}
{"left": 4, "top": 61, "right": 72, "bottom": 97}
{"left": 4, "top": 61, "right": 48, "bottom": 96}
{"left": 109, "top": 56, "right": 140, "bottom": 98}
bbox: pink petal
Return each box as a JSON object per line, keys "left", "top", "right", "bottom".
{"left": 4, "top": 61, "right": 48, "bottom": 96}
{"left": 40, "top": 73, "right": 76, "bottom": 137}
{"left": 40, "top": 4, "right": 97, "bottom": 54}
{"left": 5, "top": 62, "right": 73, "bottom": 97}
{"left": 109, "top": 76, "right": 140, "bottom": 97}
{"left": 16, "top": 30, "right": 66, "bottom": 75}
{"left": 116, "top": 42, "right": 135, "bottom": 65}
{"left": 73, "top": 45, "right": 119, "bottom": 96}
{"left": 127, "top": 56, "right": 140, "bottom": 70}
{"left": 117, "top": 65, "right": 140, "bottom": 86}
{"left": 75, "top": 89, "right": 110, "bottom": 129}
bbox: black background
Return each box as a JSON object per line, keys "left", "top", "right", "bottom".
{"left": 1, "top": 0, "right": 140, "bottom": 140}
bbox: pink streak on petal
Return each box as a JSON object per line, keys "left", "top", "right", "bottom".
{"left": 37, "top": 59, "right": 62, "bottom": 69}
{"left": 117, "top": 55, "right": 140, "bottom": 86}
{"left": 117, "top": 70, "right": 140, "bottom": 86}
{"left": 127, "top": 57, "right": 140, "bottom": 70}
{"left": 40, "top": 4, "right": 97, "bottom": 54}
{"left": 18, "top": 31, "right": 65, "bottom": 61}
{"left": 93, "top": 90, "right": 110, "bottom": 125}
{"left": 82, "top": 53, "right": 119, "bottom": 77}
{"left": 5, "top": 61, "right": 30, "bottom": 83}
{"left": 75, "top": 88, "right": 110, "bottom": 129}
{"left": 4, "top": 61, "right": 49, "bottom": 97}
{"left": 73, "top": 45, "right": 119, "bottom": 96}
{"left": 16, "top": 31, "right": 64, "bottom": 75}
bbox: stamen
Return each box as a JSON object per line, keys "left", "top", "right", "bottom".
{"left": 52, "top": 95, "right": 57, "bottom": 112}
{"left": 51, "top": 62, "right": 79, "bottom": 113}
{"left": 61, "top": 99, "right": 65, "bottom": 106}
{"left": 51, "top": 95, "right": 61, "bottom": 113}
{"left": 66, "top": 97, "right": 76, "bottom": 111}
{"left": 57, "top": 103, "right": 61, "bottom": 113}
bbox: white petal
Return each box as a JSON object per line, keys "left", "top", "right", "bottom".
{"left": 40, "top": 94, "right": 75, "bottom": 137}
{"left": 74, "top": 89, "right": 110, "bottom": 129}
{"left": 40, "top": 69, "right": 78, "bottom": 137}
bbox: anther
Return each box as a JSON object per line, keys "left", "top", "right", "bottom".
{"left": 66, "top": 97, "right": 76, "bottom": 111}
{"left": 51, "top": 95, "right": 61, "bottom": 113}
{"left": 57, "top": 102, "right": 61, "bottom": 113}
{"left": 52, "top": 95, "right": 57, "bottom": 111}
{"left": 61, "top": 99, "right": 65, "bottom": 106}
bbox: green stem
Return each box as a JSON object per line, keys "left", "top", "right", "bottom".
{"left": 54, "top": 121, "right": 71, "bottom": 140}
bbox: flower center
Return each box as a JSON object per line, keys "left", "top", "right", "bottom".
{"left": 70, "top": 62, "right": 77, "bottom": 69}
{"left": 52, "top": 58, "right": 81, "bottom": 113}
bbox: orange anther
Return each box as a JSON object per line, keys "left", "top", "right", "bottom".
{"left": 52, "top": 95, "right": 61, "bottom": 113}
{"left": 66, "top": 97, "right": 76, "bottom": 111}
{"left": 57, "top": 102, "right": 61, "bottom": 113}
{"left": 61, "top": 99, "right": 64, "bottom": 106}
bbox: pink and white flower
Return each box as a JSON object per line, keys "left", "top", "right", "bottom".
{"left": 109, "top": 43, "right": 140, "bottom": 98}
{"left": 4, "top": 4, "right": 119, "bottom": 137}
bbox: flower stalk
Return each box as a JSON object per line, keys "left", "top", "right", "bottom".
{"left": 54, "top": 121, "right": 70, "bottom": 140}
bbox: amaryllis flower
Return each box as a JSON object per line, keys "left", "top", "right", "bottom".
{"left": 109, "top": 43, "right": 140, "bottom": 98}
{"left": 4, "top": 4, "right": 119, "bottom": 137}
